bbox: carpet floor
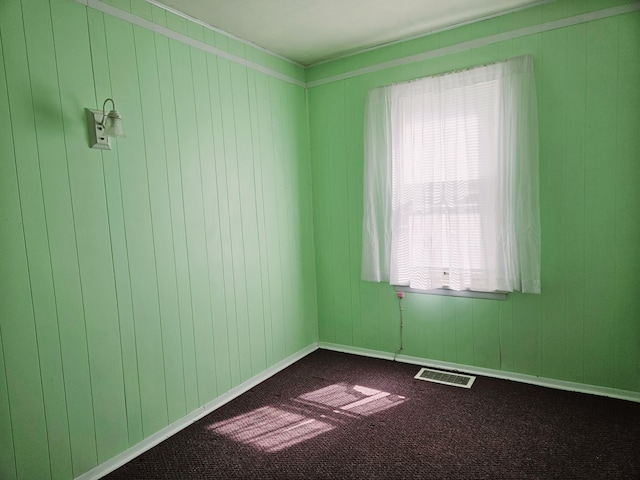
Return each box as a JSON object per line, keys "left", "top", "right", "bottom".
{"left": 103, "top": 349, "right": 640, "bottom": 479}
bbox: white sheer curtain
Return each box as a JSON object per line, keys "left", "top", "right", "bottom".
{"left": 362, "top": 55, "right": 540, "bottom": 293}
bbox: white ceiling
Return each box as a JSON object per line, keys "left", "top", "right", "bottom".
{"left": 152, "top": 0, "right": 547, "bottom": 65}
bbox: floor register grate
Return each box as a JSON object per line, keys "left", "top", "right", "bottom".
{"left": 414, "top": 367, "right": 475, "bottom": 388}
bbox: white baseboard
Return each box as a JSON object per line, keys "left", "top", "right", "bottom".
{"left": 319, "top": 342, "right": 640, "bottom": 403}
{"left": 76, "top": 343, "right": 319, "bottom": 480}
{"left": 77, "top": 339, "right": 639, "bottom": 479}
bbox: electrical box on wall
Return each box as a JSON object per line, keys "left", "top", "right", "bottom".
{"left": 86, "top": 108, "right": 112, "bottom": 150}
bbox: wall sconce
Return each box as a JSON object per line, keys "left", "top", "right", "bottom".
{"left": 86, "top": 98, "right": 126, "bottom": 150}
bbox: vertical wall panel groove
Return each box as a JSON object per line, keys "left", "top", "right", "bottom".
{"left": 168, "top": 36, "right": 200, "bottom": 413}
{"left": 0, "top": 326, "right": 17, "bottom": 480}
{"left": 562, "top": 22, "right": 587, "bottom": 383}
{"left": 21, "top": 0, "right": 79, "bottom": 476}
{"left": 228, "top": 60, "right": 254, "bottom": 381}
{"left": 46, "top": 0, "right": 104, "bottom": 475}
{"left": 1, "top": 0, "right": 53, "bottom": 473}
{"left": 177, "top": 39, "right": 213, "bottom": 407}
{"left": 583, "top": 17, "right": 619, "bottom": 388}
{"left": 0, "top": 5, "right": 50, "bottom": 476}
{"left": 254, "top": 70, "right": 277, "bottom": 367}
{"left": 244, "top": 57, "right": 269, "bottom": 375}
{"left": 191, "top": 39, "right": 221, "bottom": 402}
{"left": 204, "top": 52, "right": 233, "bottom": 395}
{"left": 106, "top": 13, "right": 167, "bottom": 441}
{"left": 246, "top": 58, "right": 270, "bottom": 373}
{"left": 153, "top": 27, "right": 189, "bottom": 422}
{"left": 0, "top": 26, "right": 19, "bottom": 480}
{"left": 134, "top": 22, "right": 174, "bottom": 426}
{"left": 214, "top": 51, "right": 243, "bottom": 386}
{"left": 270, "top": 78, "right": 287, "bottom": 357}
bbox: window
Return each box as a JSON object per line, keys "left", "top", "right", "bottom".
{"left": 362, "top": 56, "right": 541, "bottom": 294}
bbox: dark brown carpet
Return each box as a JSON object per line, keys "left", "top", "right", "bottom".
{"left": 103, "top": 349, "right": 640, "bottom": 479}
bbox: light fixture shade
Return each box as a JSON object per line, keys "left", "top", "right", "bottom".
{"left": 104, "top": 109, "right": 126, "bottom": 138}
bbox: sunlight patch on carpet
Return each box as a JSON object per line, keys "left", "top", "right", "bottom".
{"left": 206, "top": 383, "right": 406, "bottom": 452}
{"left": 206, "top": 406, "right": 334, "bottom": 452}
{"left": 297, "top": 383, "right": 406, "bottom": 416}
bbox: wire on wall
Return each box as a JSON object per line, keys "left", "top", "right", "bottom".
{"left": 394, "top": 291, "right": 404, "bottom": 361}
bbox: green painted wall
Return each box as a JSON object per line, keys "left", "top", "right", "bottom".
{"left": 308, "top": 0, "right": 640, "bottom": 392}
{"left": 0, "top": 0, "right": 316, "bottom": 479}
{"left": 1, "top": 0, "right": 639, "bottom": 479}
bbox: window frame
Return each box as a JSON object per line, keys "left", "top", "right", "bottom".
{"left": 361, "top": 55, "right": 541, "bottom": 296}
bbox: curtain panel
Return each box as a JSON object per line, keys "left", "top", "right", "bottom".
{"left": 361, "top": 55, "right": 541, "bottom": 293}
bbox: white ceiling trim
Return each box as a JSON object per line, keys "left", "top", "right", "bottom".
{"left": 153, "top": 0, "right": 552, "bottom": 65}
{"left": 307, "top": 2, "right": 640, "bottom": 88}
{"left": 75, "top": 0, "right": 305, "bottom": 87}
{"left": 145, "top": 0, "right": 304, "bottom": 66}
{"left": 74, "top": 0, "right": 639, "bottom": 90}
{"left": 306, "top": 0, "right": 552, "bottom": 68}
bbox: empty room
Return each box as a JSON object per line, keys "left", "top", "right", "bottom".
{"left": 1, "top": 0, "right": 639, "bottom": 479}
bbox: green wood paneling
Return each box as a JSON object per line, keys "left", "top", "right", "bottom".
{"left": 244, "top": 61, "right": 270, "bottom": 374}
{"left": 17, "top": 1, "right": 74, "bottom": 477}
{"left": 264, "top": 76, "right": 286, "bottom": 357}
{"left": 106, "top": 14, "right": 169, "bottom": 440}
{"left": 345, "top": 77, "right": 364, "bottom": 347}
{"left": 613, "top": 13, "right": 640, "bottom": 391}
{"left": 539, "top": 27, "right": 568, "bottom": 381}
{"left": 190, "top": 43, "right": 222, "bottom": 400}
{"left": 137, "top": 25, "right": 185, "bottom": 424}
{"left": 0, "top": 0, "right": 52, "bottom": 475}
{"left": 0, "top": 62, "right": 14, "bottom": 474}
{"left": 130, "top": 0, "right": 152, "bottom": 21}
{"left": 422, "top": 296, "right": 444, "bottom": 360}
{"left": 329, "top": 80, "right": 353, "bottom": 347}
{"left": 2, "top": 1, "right": 639, "bottom": 479}
{"left": 562, "top": 23, "right": 588, "bottom": 383}
{"left": 268, "top": 78, "right": 290, "bottom": 359}
{"left": 154, "top": 31, "right": 190, "bottom": 422}
{"left": 0, "top": 328, "right": 17, "bottom": 480}
{"left": 454, "top": 298, "right": 474, "bottom": 367}
{"left": 309, "top": 3, "right": 640, "bottom": 393}
{"left": 227, "top": 60, "right": 254, "bottom": 380}
{"left": 173, "top": 37, "right": 216, "bottom": 407}
{"left": 0, "top": 9, "right": 46, "bottom": 479}
{"left": 583, "top": 17, "right": 619, "bottom": 388}
{"left": 278, "top": 81, "right": 298, "bottom": 355}
{"left": 472, "top": 300, "right": 501, "bottom": 370}
{"left": 498, "top": 300, "right": 514, "bottom": 371}
{"left": 167, "top": 37, "right": 203, "bottom": 412}
{"left": 405, "top": 295, "right": 430, "bottom": 357}
{"left": 57, "top": 6, "right": 129, "bottom": 464}
{"left": 205, "top": 53, "right": 234, "bottom": 394}
{"left": 245, "top": 54, "right": 267, "bottom": 353}
{"left": 134, "top": 23, "right": 179, "bottom": 422}
{"left": 440, "top": 297, "right": 458, "bottom": 363}
{"left": 1, "top": 0, "right": 315, "bottom": 478}
{"left": 215, "top": 54, "right": 244, "bottom": 384}
{"left": 253, "top": 69, "right": 277, "bottom": 366}
{"left": 309, "top": 82, "right": 339, "bottom": 343}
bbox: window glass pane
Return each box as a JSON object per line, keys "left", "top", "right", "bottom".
{"left": 391, "top": 78, "right": 498, "bottom": 288}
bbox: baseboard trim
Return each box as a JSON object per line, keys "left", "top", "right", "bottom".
{"left": 76, "top": 343, "right": 319, "bottom": 480}
{"left": 318, "top": 342, "right": 640, "bottom": 403}
{"left": 76, "top": 340, "right": 638, "bottom": 479}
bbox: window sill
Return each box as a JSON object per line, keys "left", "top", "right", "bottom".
{"left": 394, "top": 286, "right": 507, "bottom": 301}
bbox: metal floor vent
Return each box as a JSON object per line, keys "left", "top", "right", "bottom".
{"left": 414, "top": 367, "right": 475, "bottom": 389}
